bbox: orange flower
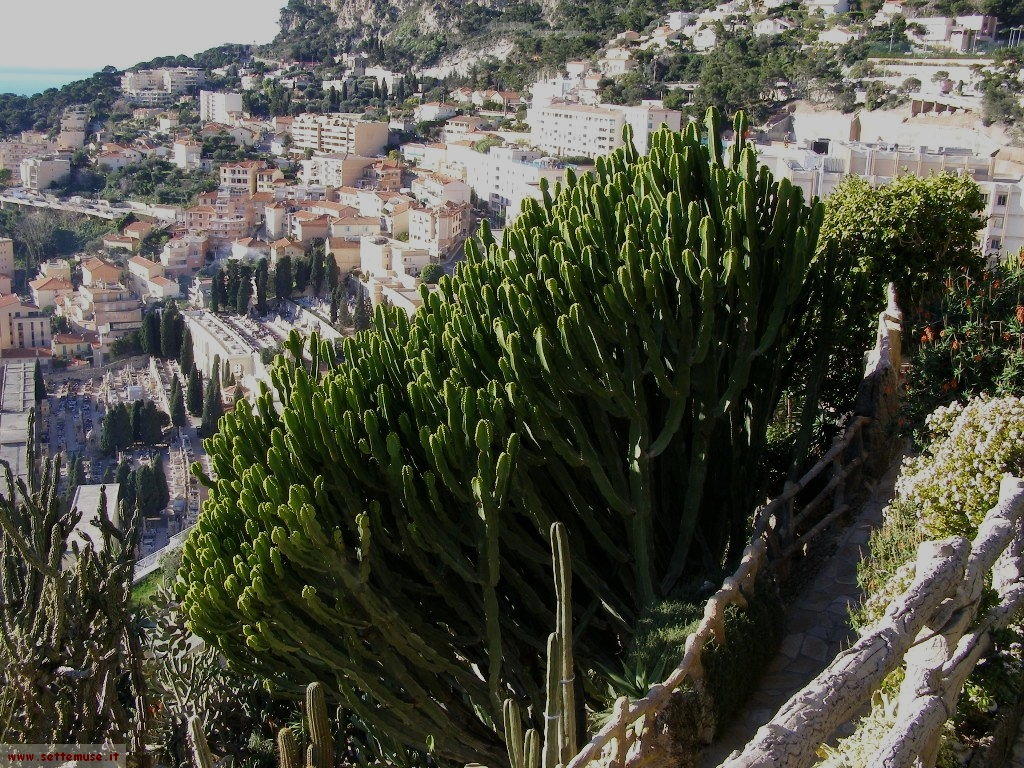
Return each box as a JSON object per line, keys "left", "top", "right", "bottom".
{"left": 951, "top": 340, "right": 961, "bottom": 350}
{"left": 1016, "top": 305, "right": 1024, "bottom": 325}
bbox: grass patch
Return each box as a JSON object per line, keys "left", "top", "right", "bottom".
{"left": 132, "top": 567, "right": 165, "bottom": 607}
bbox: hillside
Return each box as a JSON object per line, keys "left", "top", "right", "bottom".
{"left": 265, "top": 0, "right": 683, "bottom": 74}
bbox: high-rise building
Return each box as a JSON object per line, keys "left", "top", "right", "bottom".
{"left": 290, "top": 114, "right": 390, "bottom": 157}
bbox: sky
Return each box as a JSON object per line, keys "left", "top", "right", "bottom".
{"left": 0, "top": 0, "right": 286, "bottom": 71}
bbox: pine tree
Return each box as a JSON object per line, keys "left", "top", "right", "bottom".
{"left": 33, "top": 360, "right": 45, "bottom": 402}
{"left": 178, "top": 327, "right": 194, "bottom": 371}
{"left": 169, "top": 377, "right": 187, "bottom": 428}
{"left": 274, "top": 256, "right": 293, "bottom": 303}
{"left": 200, "top": 379, "right": 223, "bottom": 438}
{"left": 186, "top": 365, "right": 203, "bottom": 416}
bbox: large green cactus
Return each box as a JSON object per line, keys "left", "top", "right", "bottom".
{"left": 178, "top": 108, "right": 841, "bottom": 767}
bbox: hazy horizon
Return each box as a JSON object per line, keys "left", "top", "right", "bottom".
{"left": 1, "top": 0, "right": 286, "bottom": 73}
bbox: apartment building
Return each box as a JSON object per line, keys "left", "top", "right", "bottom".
{"left": 299, "top": 153, "right": 375, "bottom": 187}
{"left": 0, "top": 239, "right": 14, "bottom": 295}
{"left": 528, "top": 101, "right": 682, "bottom": 158}
{"left": 1, "top": 139, "right": 54, "bottom": 184}
{"left": 290, "top": 113, "right": 390, "bottom": 156}
{"left": 199, "top": 90, "right": 244, "bottom": 124}
{"left": 20, "top": 156, "right": 71, "bottom": 190}
{"left": 463, "top": 146, "right": 571, "bottom": 221}
{"left": 408, "top": 201, "right": 473, "bottom": 259}
{"left": 81, "top": 257, "right": 120, "bottom": 287}
{"left": 358, "top": 236, "right": 434, "bottom": 315}
{"left": 767, "top": 141, "right": 1024, "bottom": 259}
{"left": 160, "top": 233, "right": 208, "bottom": 278}
{"left": 57, "top": 105, "right": 89, "bottom": 150}
{"left": 219, "top": 161, "right": 268, "bottom": 196}
{"left": 410, "top": 173, "right": 471, "bottom": 207}
{"left": 63, "top": 282, "right": 143, "bottom": 341}
{"left": 0, "top": 295, "right": 51, "bottom": 352}
{"left": 173, "top": 139, "right": 202, "bottom": 171}
{"left": 121, "top": 67, "right": 203, "bottom": 105}
{"left": 29, "top": 275, "right": 74, "bottom": 309}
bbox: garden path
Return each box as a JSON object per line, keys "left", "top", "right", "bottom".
{"left": 698, "top": 457, "right": 903, "bottom": 768}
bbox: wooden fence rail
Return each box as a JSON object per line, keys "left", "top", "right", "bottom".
{"left": 561, "top": 291, "right": 904, "bottom": 768}
{"left": 721, "top": 475, "right": 1024, "bottom": 768}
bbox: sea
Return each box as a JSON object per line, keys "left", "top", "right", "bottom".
{"left": 0, "top": 68, "right": 97, "bottom": 96}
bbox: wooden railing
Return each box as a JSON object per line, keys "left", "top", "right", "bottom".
{"left": 720, "top": 474, "right": 1024, "bottom": 768}
{"left": 562, "top": 292, "right": 905, "bottom": 768}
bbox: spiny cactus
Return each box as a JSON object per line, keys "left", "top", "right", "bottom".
{"left": 179, "top": 108, "right": 844, "bottom": 767}
{"left": 505, "top": 523, "right": 577, "bottom": 768}
{"left": 189, "top": 683, "right": 336, "bottom": 768}
{"left": 0, "top": 410, "right": 146, "bottom": 744}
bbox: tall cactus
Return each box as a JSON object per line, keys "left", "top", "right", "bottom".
{"left": 0, "top": 409, "right": 146, "bottom": 744}
{"left": 179, "top": 109, "right": 843, "bottom": 767}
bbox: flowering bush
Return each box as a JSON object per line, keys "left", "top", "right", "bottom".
{"left": 896, "top": 397, "right": 1024, "bottom": 540}
{"left": 904, "top": 261, "right": 1024, "bottom": 438}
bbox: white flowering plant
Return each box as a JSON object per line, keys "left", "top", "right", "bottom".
{"left": 832, "top": 395, "right": 1024, "bottom": 766}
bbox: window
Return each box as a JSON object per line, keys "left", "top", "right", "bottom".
{"left": 990, "top": 238, "right": 1002, "bottom": 250}
{"left": 997, "top": 193, "right": 1008, "bottom": 206}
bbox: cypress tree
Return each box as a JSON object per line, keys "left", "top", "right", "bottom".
{"left": 178, "top": 327, "right": 194, "bottom": 371}
{"left": 33, "top": 360, "right": 46, "bottom": 402}
{"left": 235, "top": 272, "right": 252, "bottom": 315}
{"left": 210, "top": 277, "right": 220, "bottom": 313}
{"left": 153, "top": 456, "right": 169, "bottom": 510}
{"left": 186, "top": 365, "right": 203, "bottom": 416}
{"left": 326, "top": 254, "right": 339, "bottom": 293}
{"left": 255, "top": 258, "right": 269, "bottom": 314}
{"left": 139, "top": 312, "right": 160, "bottom": 356}
{"left": 200, "top": 379, "right": 223, "bottom": 438}
{"left": 160, "top": 305, "right": 180, "bottom": 359}
{"left": 310, "top": 250, "right": 325, "bottom": 296}
{"left": 129, "top": 399, "right": 143, "bottom": 441}
{"left": 134, "top": 464, "right": 155, "bottom": 515}
{"left": 274, "top": 256, "right": 293, "bottom": 302}
{"left": 139, "top": 400, "right": 163, "bottom": 444}
{"left": 293, "top": 258, "right": 310, "bottom": 294}
{"left": 353, "top": 293, "right": 372, "bottom": 331}
{"left": 169, "top": 378, "right": 187, "bottom": 428}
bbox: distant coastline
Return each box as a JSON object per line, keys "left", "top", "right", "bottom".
{"left": 0, "top": 68, "right": 98, "bottom": 96}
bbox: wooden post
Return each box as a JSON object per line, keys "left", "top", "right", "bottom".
{"left": 609, "top": 697, "right": 630, "bottom": 768}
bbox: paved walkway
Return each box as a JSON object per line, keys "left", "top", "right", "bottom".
{"left": 698, "top": 458, "right": 902, "bottom": 767}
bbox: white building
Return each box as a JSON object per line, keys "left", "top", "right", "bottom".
{"left": 299, "top": 153, "right": 374, "bottom": 187}
{"left": 764, "top": 141, "right": 1024, "bottom": 260}
{"left": 414, "top": 102, "right": 461, "bottom": 123}
{"left": 20, "top": 156, "right": 71, "bottom": 190}
{"left": 804, "top": 0, "right": 849, "bottom": 15}
{"left": 463, "top": 145, "right": 572, "bottom": 221}
{"left": 173, "top": 139, "right": 202, "bottom": 171}
{"left": 121, "top": 67, "right": 203, "bottom": 105}
{"left": 199, "top": 91, "right": 244, "bottom": 124}
{"left": 528, "top": 101, "right": 682, "bottom": 158}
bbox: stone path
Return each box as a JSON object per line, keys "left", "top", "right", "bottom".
{"left": 698, "top": 458, "right": 902, "bottom": 768}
